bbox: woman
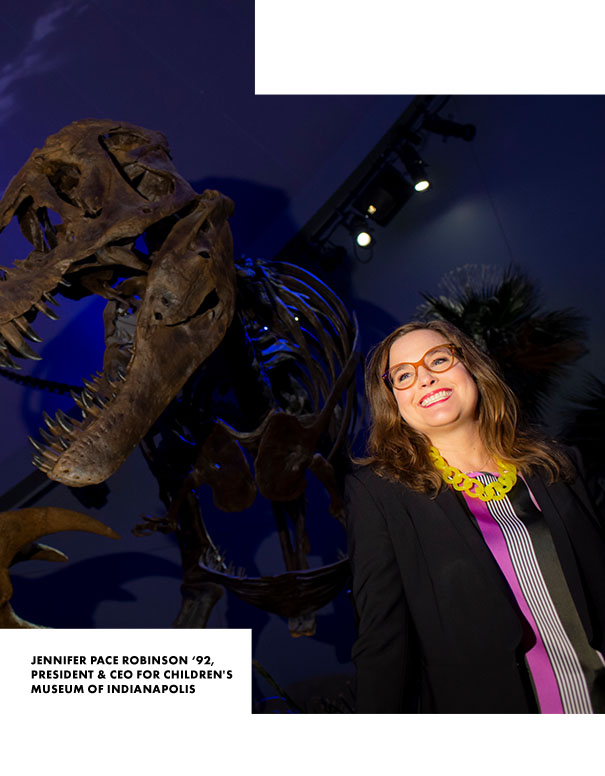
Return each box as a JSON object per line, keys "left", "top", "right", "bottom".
{"left": 345, "top": 320, "right": 605, "bottom": 713}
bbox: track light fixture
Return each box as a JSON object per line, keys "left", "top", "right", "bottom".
{"left": 286, "top": 99, "right": 474, "bottom": 270}
{"left": 399, "top": 144, "right": 430, "bottom": 192}
{"left": 352, "top": 164, "right": 415, "bottom": 226}
{"left": 422, "top": 114, "right": 476, "bottom": 142}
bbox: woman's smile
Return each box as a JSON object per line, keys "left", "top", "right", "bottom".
{"left": 418, "top": 388, "right": 453, "bottom": 408}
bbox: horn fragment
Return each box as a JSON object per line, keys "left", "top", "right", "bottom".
{"left": 0, "top": 507, "right": 119, "bottom": 628}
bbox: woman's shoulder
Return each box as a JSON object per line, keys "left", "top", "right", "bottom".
{"left": 345, "top": 463, "right": 413, "bottom": 500}
{"left": 345, "top": 462, "right": 388, "bottom": 487}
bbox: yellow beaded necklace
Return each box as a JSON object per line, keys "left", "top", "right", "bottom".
{"left": 428, "top": 446, "right": 517, "bottom": 502}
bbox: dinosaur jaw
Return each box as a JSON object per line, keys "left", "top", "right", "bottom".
{"left": 35, "top": 288, "right": 235, "bottom": 486}
{"left": 19, "top": 183, "right": 237, "bottom": 487}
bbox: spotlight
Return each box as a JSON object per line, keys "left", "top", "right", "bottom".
{"left": 348, "top": 217, "right": 375, "bottom": 249}
{"left": 356, "top": 230, "right": 373, "bottom": 248}
{"left": 399, "top": 144, "right": 430, "bottom": 192}
{"left": 422, "top": 114, "right": 476, "bottom": 142}
{"left": 352, "top": 164, "right": 415, "bottom": 226}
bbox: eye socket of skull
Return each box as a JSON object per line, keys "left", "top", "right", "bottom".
{"left": 44, "top": 161, "right": 81, "bottom": 206}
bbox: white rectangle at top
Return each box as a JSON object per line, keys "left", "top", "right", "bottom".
{"left": 255, "top": 0, "right": 604, "bottom": 95}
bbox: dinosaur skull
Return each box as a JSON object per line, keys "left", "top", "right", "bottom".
{"left": 0, "top": 120, "right": 236, "bottom": 485}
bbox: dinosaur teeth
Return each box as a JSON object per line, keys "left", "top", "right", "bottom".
{"left": 56, "top": 410, "right": 74, "bottom": 433}
{"left": 43, "top": 292, "right": 59, "bottom": 306}
{"left": 39, "top": 427, "right": 54, "bottom": 445}
{"left": 0, "top": 351, "right": 20, "bottom": 369}
{"left": 58, "top": 277, "right": 71, "bottom": 287}
{"left": 67, "top": 378, "right": 110, "bottom": 425}
{"left": 77, "top": 402, "right": 100, "bottom": 419}
{"left": 71, "top": 392, "right": 89, "bottom": 414}
{"left": 116, "top": 366, "right": 127, "bottom": 381}
{"left": 43, "top": 411, "right": 61, "bottom": 435}
{"left": 41, "top": 446, "right": 60, "bottom": 462}
{"left": 38, "top": 426, "right": 70, "bottom": 452}
{"left": 13, "top": 317, "right": 43, "bottom": 343}
{"left": 19, "top": 341, "right": 41, "bottom": 360}
{"left": 0, "top": 322, "right": 41, "bottom": 360}
{"left": 56, "top": 436, "right": 70, "bottom": 451}
{"left": 28, "top": 435, "right": 46, "bottom": 454}
{"left": 34, "top": 301, "right": 59, "bottom": 321}
{"left": 32, "top": 455, "right": 52, "bottom": 473}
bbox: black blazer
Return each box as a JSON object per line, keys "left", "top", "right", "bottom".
{"left": 345, "top": 461, "right": 605, "bottom": 713}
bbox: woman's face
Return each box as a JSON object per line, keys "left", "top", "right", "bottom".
{"left": 387, "top": 329, "right": 479, "bottom": 439}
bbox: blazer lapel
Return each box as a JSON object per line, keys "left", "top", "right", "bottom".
{"left": 525, "top": 474, "right": 593, "bottom": 639}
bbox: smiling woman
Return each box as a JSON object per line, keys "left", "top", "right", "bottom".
{"left": 345, "top": 319, "right": 605, "bottom": 713}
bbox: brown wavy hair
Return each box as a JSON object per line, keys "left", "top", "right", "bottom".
{"left": 359, "top": 319, "right": 573, "bottom": 494}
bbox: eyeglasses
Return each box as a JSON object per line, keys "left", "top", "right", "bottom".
{"left": 383, "top": 343, "right": 459, "bottom": 390}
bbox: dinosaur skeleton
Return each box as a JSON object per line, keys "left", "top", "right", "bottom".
{"left": 0, "top": 120, "right": 359, "bottom": 633}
